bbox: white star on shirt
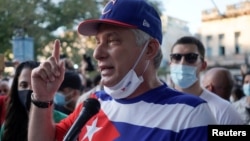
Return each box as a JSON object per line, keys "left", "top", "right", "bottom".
{"left": 81, "top": 118, "right": 102, "bottom": 141}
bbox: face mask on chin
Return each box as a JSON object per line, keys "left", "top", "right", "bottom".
{"left": 104, "top": 41, "right": 150, "bottom": 99}
{"left": 170, "top": 64, "right": 198, "bottom": 89}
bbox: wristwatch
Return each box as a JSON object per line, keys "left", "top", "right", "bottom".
{"left": 31, "top": 93, "right": 53, "bottom": 108}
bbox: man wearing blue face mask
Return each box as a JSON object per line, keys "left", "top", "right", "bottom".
{"left": 232, "top": 71, "right": 250, "bottom": 124}
{"left": 54, "top": 71, "right": 82, "bottom": 115}
{"left": 169, "top": 36, "right": 245, "bottom": 125}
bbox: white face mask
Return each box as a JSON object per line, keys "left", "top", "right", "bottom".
{"left": 104, "top": 41, "right": 149, "bottom": 99}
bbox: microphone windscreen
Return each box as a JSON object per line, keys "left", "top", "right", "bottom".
{"left": 83, "top": 98, "right": 100, "bottom": 116}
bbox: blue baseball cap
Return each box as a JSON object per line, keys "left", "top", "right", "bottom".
{"left": 78, "top": 0, "right": 162, "bottom": 44}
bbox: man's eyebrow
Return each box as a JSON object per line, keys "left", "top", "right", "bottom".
{"left": 96, "top": 31, "right": 120, "bottom": 40}
{"left": 105, "top": 31, "right": 120, "bottom": 37}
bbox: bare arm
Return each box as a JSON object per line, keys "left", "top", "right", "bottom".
{"left": 28, "top": 40, "right": 65, "bottom": 141}
{"left": 28, "top": 104, "right": 55, "bottom": 141}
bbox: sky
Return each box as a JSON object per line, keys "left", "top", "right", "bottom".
{"left": 160, "top": 0, "right": 243, "bottom": 33}
{"left": 52, "top": 0, "right": 243, "bottom": 35}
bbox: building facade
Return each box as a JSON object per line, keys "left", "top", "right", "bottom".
{"left": 160, "top": 15, "right": 191, "bottom": 83}
{"left": 161, "top": 15, "right": 191, "bottom": 67}
{"left": 197, "top": 1, "right": 250, "bottom": 70}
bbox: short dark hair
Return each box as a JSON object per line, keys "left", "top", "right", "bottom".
{"left": 171, "top": 36, "right": 205, "bottom": 60}
{"left": 242, "top": 70, "right": 250, "bottom": 84}
{"left": 59, "top": 71, "right": 82, "bottom": 91}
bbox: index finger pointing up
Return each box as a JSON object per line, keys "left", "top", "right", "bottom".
{"left": 53, "top": 39, "right": 61, "bottom": 63}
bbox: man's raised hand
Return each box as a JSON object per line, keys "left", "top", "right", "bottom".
{"left": 31, "top": 39, "right": 65, "bottom": 101}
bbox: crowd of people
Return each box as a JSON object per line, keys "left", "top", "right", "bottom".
{"left": 0, "top": 0, "right": 250, "bottom": 141}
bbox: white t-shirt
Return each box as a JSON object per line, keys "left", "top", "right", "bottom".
{"left": 200, "top": 89, "right": 245, "bottom": 124}
{"left": 232, "top": 96, "right": 250, "bottom": 124}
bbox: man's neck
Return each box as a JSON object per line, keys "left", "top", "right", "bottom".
{"left": 175, "top": 81, "right": 203, "bottom": 96}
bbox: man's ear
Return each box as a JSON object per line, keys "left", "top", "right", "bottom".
{"left": 201, "top": 60, "right": 207, "bottom": 71}
{"left": 205, "top": 84, "right": 213, "bottom": 92}
{"left": 145, "top": 39, "right": 160, "bottom": 60}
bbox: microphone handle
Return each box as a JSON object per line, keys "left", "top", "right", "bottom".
{"left": 63, "top": 110, "right": 92, "bottom": 141}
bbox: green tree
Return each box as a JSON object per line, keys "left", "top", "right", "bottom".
{"left": 0, "top": 0, "right": 163, "bottom": 70}
{"left": 0, "top": 0, "right": 100, "bottom": 61}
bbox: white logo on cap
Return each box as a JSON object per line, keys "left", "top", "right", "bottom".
{"left": 102, "top": 0, "right": 116, "bottom": 15}
{"left": 143, "top": 19, "right": 150, "bottom": 28}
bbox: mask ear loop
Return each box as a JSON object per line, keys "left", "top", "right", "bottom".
{"left": 132, "top": 40, "right": 150, "bottom": 70}
{"left": 141, "top": 60, "right": 150, "bottom": 75}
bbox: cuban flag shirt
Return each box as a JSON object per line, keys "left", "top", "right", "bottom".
{"left": 56, "top": 84, "right": 216, "bottom": 141}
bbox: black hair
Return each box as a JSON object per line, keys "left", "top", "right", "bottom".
{"left": 83, "top": 54, "right": 95, "bottom": 71}
{"left": 2, "top": 60, "right": 39, "bottom": 141}
{"left": 171, "top": 36, "right": 205, "bottom": 60}
{"left": 242, "top": 70, "right": 250, "bottom": 84}
{"left": 232, "top": 85, "right": 245, "bottom": 101}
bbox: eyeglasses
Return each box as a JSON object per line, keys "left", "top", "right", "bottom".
{"left": 170, "top": 53, "right": 200, "bottom": 64}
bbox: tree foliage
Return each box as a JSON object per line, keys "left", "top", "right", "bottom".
{"left": 0, "top": 0, "right": 100, "bottom": 61}
{"left": 0, "top": 0, "right": 163, "bottom": 66}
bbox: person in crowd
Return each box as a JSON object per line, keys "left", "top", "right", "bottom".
{"left": 169, "top": 36, "right": 244, "bottom": 124}
{"left": 0, "top": 61, "right": 67, "bottom": 141}
{"left": 79, "top": 54, "right": 96, "bottom": 93}
{"left": 54, "top": 71, "right": 82, "bottom": 115}
{"left": 0, "top": 95, "right": 7, "bottom": 128}
{"left": 240, "top": 64, "right": 249, "bottom": 77}
{"left": 202, "top": 67, "right": 234, "bottom": 101}
{"left": 0, "top": 80, "right": 10, "bottom": 96}
{"left": 28, "top": 0, "right": 217, "bottom": 141}
{"left": 232, "top": 71, "right": 250, "bottom": 124}
{"left": 230, "top": 85, "right": 245, "bottom": 102}
{"left": 60, "top": 55, "right": 75, "bottom": 71}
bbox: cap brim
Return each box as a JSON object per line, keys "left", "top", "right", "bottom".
{"left": 78, "top": 19, "right": 137, "bottom": 36}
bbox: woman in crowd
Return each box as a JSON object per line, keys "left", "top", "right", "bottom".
{"left": 0, "top": 60, "right": 67, "bottom": 141}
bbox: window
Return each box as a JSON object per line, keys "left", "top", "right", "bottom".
{"left": 206, "top": 35, "right": 212, "bottom": 58}
{"left": 218, "top": 34, "right": 225, "bottom": 56}
{"left": 235, "top": 32, "right": 240, "bottom": 54}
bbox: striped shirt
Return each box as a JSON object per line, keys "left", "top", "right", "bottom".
{"left": 56, "top": 84, "right": 216, "bottom": 141}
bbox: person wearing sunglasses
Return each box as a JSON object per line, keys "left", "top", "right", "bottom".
{"left": 169, "top": 36, "right": 244, "bottom": 125}
{"left": 231, "top": 71, "right": 250, "bottom": 124}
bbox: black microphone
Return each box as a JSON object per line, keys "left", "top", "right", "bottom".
{"left": 63, "top": 98, "right": 101, "bottom": 141}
